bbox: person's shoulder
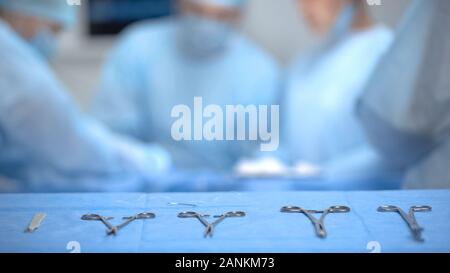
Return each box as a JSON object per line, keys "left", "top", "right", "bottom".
{"left": 119, "top": 18, "right": 175, "bottom": 44}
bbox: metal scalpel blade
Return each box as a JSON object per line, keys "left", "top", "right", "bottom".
{"left": 26, "top": 212, "right": 46, "bottom": 233}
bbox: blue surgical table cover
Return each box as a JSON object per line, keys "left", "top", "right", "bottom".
{"left": 0, "top": 190, "right": 449, "bottom": 253}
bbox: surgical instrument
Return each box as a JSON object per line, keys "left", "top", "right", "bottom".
{"left": 81, "top": 214, "right": 117, "bottom": 235}
{"left": 25, "top": 212, "right": 46, "bottom": 233}
{"left": 377, "top": 205, "right": 432, "bottom": 241}
{"left": 178, "top": 211, "right": 212, "bottom": 238}
{"left": 281, "top": 206, "right": 350, "bottom": 238}
{"left": 107, "top": 212, "right": 155, "bottom": 235}
{"left": 206, "top": 211, "right": 246, "bottom": 237}
{"left": 178, "top": 211, "right": 246, "bottom": 238}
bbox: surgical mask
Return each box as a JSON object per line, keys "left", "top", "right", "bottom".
{"left": 29, "top": 28, "right": 58, "bottom": 61}
{"left": 178, "top": 14, "right": 233, "bottom": 58}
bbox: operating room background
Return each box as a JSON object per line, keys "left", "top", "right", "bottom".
{"left": 54, "top": 0, "right": 411, "bottom": 110}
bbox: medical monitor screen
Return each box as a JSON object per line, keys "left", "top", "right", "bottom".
{"left": 88, "top": 0, "right": 173, "bottom": 35}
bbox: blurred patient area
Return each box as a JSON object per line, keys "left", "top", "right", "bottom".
{"left": 0, "top": 0, "right": 449, "bottom": 193}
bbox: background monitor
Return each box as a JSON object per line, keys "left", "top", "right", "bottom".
{"left": 88, "top": 0, "right": 173, "bottom": 35}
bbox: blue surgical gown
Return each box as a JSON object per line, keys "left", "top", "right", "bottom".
{"left": 0, "top": 19, "right": 171, "bottom": 193}
{"left": 358, "top": 0, "right": 450, "bottom": 189}
{"left": 283, "top": 25, "right": 396, "bottom": 183}
{"left": 92, "top": 19, "right": 281, "bottom": 171}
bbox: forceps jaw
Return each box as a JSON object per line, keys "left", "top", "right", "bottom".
{"left": 315, "top": 223, "right": 327, "bottom": 238}
{"left": 204, "top": 225, "right": 214, "bottom": 238}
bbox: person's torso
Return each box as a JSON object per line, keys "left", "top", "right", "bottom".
{"left": 283, "top": 25, "right": 394, "bottom": 165}
{"left": 120, "top": 20, "right": 280, "bottom": 170}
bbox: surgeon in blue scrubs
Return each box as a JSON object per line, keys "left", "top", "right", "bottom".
{"left": 0, "top": 0, "right": 171, "bottom": 193}
{"left": 92, "top": 0, "right": 281, "bottom": 172}
{"left": 358, "top": 0, "right": 450, "bottom": 189}
{"left": 282, "top": 0, "right": 397, "bottom": 186}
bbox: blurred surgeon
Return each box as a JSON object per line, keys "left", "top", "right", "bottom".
{"left": 0, "top": 0, "right": 171, "bottom": 193}
{"left": 282, "top": 0, "right": 396, "bottom": 186}
{"left": 358, "top": 0, "right": 450, "bottom": 189}
{"left": 92, "top": 0, "right": 281, "bottom": 172}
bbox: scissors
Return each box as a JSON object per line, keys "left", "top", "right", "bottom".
{"left": 377, "top": 205, "right": 431, "bottom": 241}
{"left": 281, "top": 205, "right": 350, "bottom": 238}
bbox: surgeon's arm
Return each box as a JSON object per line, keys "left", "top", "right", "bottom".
{"left": 0, "top": 83, "right": 170, "bottom": 192}
{"left": 357, "top": 0, "right": 450, "bottom": 170}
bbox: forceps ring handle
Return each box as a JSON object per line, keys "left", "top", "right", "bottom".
{"left": 214, "top": 211, "right": 247, "bottom": 218}
{"left": 410, "top": 206, "right": 432, "bottom": 213}
{"left": 328, "top": 206, "right": 351, "bottom": 213}
{"left": 178, "top": 211, "right": 210, "bottom": 218}
{"left": 280, "top": 206, "right": 302, "bottom": 213}
{"left": 377, "top": 205, "right": 400, "bottom": 212}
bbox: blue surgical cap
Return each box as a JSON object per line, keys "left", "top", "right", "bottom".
{"left": 0, "top": 0, "right": 75, "bottom": 27}
{"left": 190, "top": 0, "right": 247, "bottom": 8}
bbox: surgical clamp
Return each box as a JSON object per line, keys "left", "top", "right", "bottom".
{"left": 178, "top": 211, "right": 246, "bottom": 238}
{"left": 281, "top": 205, "right": 350, "bottom": 238}
{"left": 178, "top": 211, "right": 211, "bottom": 238}
{"left": 377, "top": 205, "right": 431, "bottom": 241}
{"left": 81, "top": 214, "right": 117, "bottom": 235}
{"left": 206, "top": 211, "right": 246, "bottom": 237}
{"left": 107, "top": 212, "right": 156, "bottom": 236}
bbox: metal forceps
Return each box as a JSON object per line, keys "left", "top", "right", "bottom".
{"left": 206, "top": 211, "right": 246, "bottom": 238}
{"left": 377, "top": 205, "right": 432, "bottom": 241}
{"left": 281, "top": 206, "right": 351, "bottom": 238}
{"left": 178, "top": 211, "right": 211, "bottom": 238}
{"left": 107, "top": 212, "right": 156, "bottom": 236}
{"left": 178, "top": 211, "right": 246, "bottom": 238}
{"left": 81, "top": 214, "right": 117, "bottom": 235}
